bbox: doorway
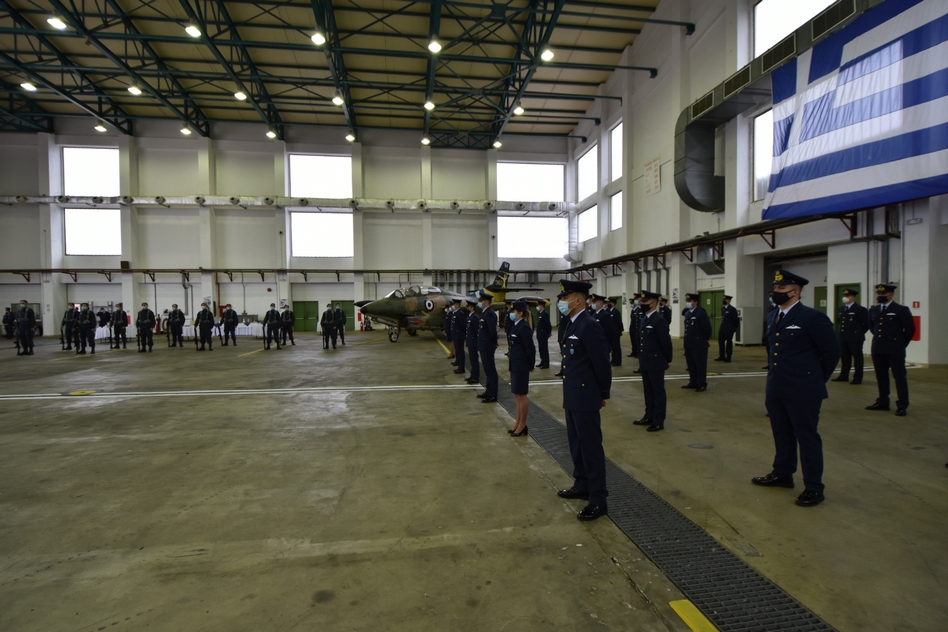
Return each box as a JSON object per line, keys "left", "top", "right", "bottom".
{"left": 698, "top": 290, "right": 724, "bottom": 339}
{"left": 813, "top": 286, "right": 828, "bottom": 315}
{"left": 293, "top": 301, "right": 320, "bottom": 332}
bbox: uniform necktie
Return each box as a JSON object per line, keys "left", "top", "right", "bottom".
{"left": 777, "top": 311, "right": 784, "bottom": 327}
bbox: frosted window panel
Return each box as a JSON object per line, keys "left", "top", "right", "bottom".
{"left": 497, "top": 217, "right": 568, "bottom": 259}
{"left": 289, "top": 155, "right": 353, "bottom": 198}
{"left": 754, "top": 110, "right": 774, "bottom": 201}
{"left": 577, "top": 147, "right": 598, "bottom": 201}
{"left": 65, "top": 208, "right": 122, "bottom": 255}
{"left": 63, "top": 147, "right": 120, "bottom": 196}
{"left": 578, "top": 206, "right": 597, "bottom": 242}
{"left": 610, "top": 123, "right": 623, "bottom": 181}
{"left": 497, "top": 163, "right": 565, "bottom": 202}
{"left": 610, "top": 192, "right": 623, "bottom": 231}
{"left": 291, "top": 212, "right": 354, "bottom": 257}
{"left": 755, "top": 0, "right": 835, "bottom": 56}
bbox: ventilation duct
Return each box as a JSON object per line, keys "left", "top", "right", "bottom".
{"left": 695, "top": 245, "right": 724, "bottom": 275}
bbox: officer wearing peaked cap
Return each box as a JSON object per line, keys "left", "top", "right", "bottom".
{"left": 452, "top": 298, "right": 467, "bottom": 375}
{"left": 465, "top": 298, "right": 481, "bottom": 384}
{"left": 555, "top": 279, "right": 612, "bottom": 522}
{"left": 752, "top": 269, "right": 839, "bottom": 507}
{"left": 591, "top": 294, "right": 619, "bottom": 366}
{"left": 715, "top": 295, "right": 740, "bottom": 363}
{"left": 866, "top": 283, "right": 915, "bottom": 416}
{"left": 682, "top": 293, "right": 712, "bottom": 391}
{"left": 832, "top": 289, "right": 869, "bottom": 384}
{"left": 476, "top": 291, "right": 499, "bottom": 402}
{"left": 632, "top": 291, "right": 673, "bottom": 432}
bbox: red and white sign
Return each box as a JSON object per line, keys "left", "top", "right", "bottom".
{"left": 913, "top": 301, "right": 920, "bottom": 308}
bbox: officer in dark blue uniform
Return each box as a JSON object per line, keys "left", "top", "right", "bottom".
{"left": 112, "top": 303, "right": 128, "bottom": 349}
{"left": 752, "top": 269, "right": 840, "bottom": 507}
{"left": 15, "top": 300, "right": 36, "bottom": 356}
{"left": 445, "top": 302, "right": 456, "bottom": 360}
{"left": 507, "top": 300, "right": 536, "bottom": 436}
{"left": 77, "top": 302, "right": 96, "bottom": 355}
{"left": 554, "top": 279, "right": 612, "bottom": 522}
{"left": 221, "top": 304, "right": 239, "bottom": 346}
{"left": 715, "top": 295, "right": 740, "bottom": 363}
{"left": 682, "top": 293, "right": 712, "bottom": 391}
{"left": 632, "top": 291, "right": 673, "bottom": 432}
{"left": 832, "top": 289, "right": 869, "bottom": 384}
{"left": 263, "top": 303, "right": 282, "bottom": 350}
{"left": 659, "top": 297, "right": 672, "bottom": 325}
{"left": 607, "top": 297, "right": 624, "bottom": 366}
{"left": 866, "top": 283, "right": 915, "bottom": 416}
{"left": 61, "top": 305, "right": 78, "bottom": 350}
{"left": 627, "top": 296, "right": 642, "bottom": 358}
{"left": 451, "top": 298, "right": 467, "bottom": 375}
{"left": 465, "top": 299, "right": 480, "bottom": 384}
{"left": 195, "top": 302, "right": 216, "bottom": 351}
{"left": 136, "top": 302, "right": 156, "bottom": 352}
{"left": 334, "top": 304, "right": 347, "bottom": 345}
{"left": 2, "top": 307, "right": 14, "bottom": 339}
{"left": 476, "top": 292, "right": 499, "bottom": 403}
{"left": 281, "top": 305, "right": 296, "bottom": 346}
{"left": 592, "top": 295, "right": 619, "bottom": 368}
{"left": 535, "top": 299, "right": 552, "bottom": 369}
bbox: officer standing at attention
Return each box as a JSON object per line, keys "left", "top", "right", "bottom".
{"left": 334, "top": 303, "right": 347, "bottom": 345}
{"left": 281, "top": 304, "right": 296, "bottom": 346}
{"left": 61, "top": 305, "right": 78, "bottom": 350}
{"left": 167, "top": 303, "right": 185, "bottom": 347}
{"left": 535, "top": 299, "right": 552, "bottom": 369}
{"left": 866, "top": 283, "right": 915, "bottom": 416}
{"left": 476, "top": 292, "right": 499, "bottom": 403}
{"left": 753, "top": 270, "right": 840, "bottom": 507}
{"left": 445, "top": 302, "right": 456, "bottom": 360}
{"left": 715, "top": 295, "right": 740, "bottom": 363}
{"left": 136, "top": 302, "right": 156, "bottom": 352}
{"left": 321, "top": 304, "right": 336, "bottom": 349}
{"left": 606, "top": 297, "right": 624, "bottom": 366}
{"left": 263, "top": 303, "right": 282, "bottom": 350}
{"left": 16, "top": 300, "right": 36, "bottom": 355}
{"left": 195, "top": 302, "right": 216, "bottom": 351}
{"left": 3, "top": 307, "right": 14, "bottom": 339}
{"left": 592, "top": 295, "right": 619, "bottom": 368}
{"left": 682, "top": 293, "right": 712, "bottom": 391}
{"left": 221, "top": 303, "right": 239, "bottom": 346}
{"left": 112, "top": 303, "right": 128, "bottom": 349}
{"left": 632, "top": 291, "right": 673, "bottom": 432}
{"left": 659, "top": 297, "right": 672, "bottom": 325}
{"left": 555, "top": 280, "right": 612, "bottom": 521}
{"left": 627, "top": 296, "right": 642, "bottom": 358}
{"left": 833, "top": 289, "right": 869, "bottom": 384}
{"left": 449, "top": 298, "right": 466, "bottom": 375}
{"left": 507, "top": 300, "right": 536, "bottom": 436}
{"left": 465, "top": 299, "right": 480, "bottom": 384}
{"left": 554, "top": 310, "right": 568, "bottom": 377}
{"left": 77, "top": 302, "right": 96, "bottom": 354}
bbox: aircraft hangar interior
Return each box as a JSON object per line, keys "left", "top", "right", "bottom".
{"left": 1, "top": 0, "right": 946, "bottom": 630}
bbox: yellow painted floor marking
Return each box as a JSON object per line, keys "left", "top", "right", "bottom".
{"left": 237, "top": 348, "right": 266, "bottom": 358}
{"left": 68, "top": 390, "right": 96, "bottom": 396}
{"left": 434, "top": 336, "right": 451, "bottom": 355}
{"left": 669, "top": 600, "right": 718, "bottom": 632}
{"left": 354, "top": 337, "right": 389, "bottom": 346}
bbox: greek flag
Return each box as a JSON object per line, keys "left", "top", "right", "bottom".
{"left": 763, "top": 0, "right": 948, "bottom": 219}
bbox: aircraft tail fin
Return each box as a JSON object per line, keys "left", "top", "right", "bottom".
{"left": 481, "top": 262, "right": 510, "bottom": 302}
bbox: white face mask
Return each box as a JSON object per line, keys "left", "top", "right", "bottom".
{"left": 842, "top": 297, "right": 852, "bottom": 304}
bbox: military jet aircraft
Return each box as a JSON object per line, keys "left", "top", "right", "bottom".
{"left": 358, "top": 263, "right": 516, "bottom": 342}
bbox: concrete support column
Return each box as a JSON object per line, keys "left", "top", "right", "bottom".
{"left": 120, "top": 206, "right": 141, "bottom": 316}
{"left": 273, "top": 140, "right": 287, "bottom": 196}
{"left": 486, "top": 148, "right": 497, "bottom": 199}
{"left": 37, "top": 134, "right": 66, "bottom": 329}
{"left": 420, "top": 146, "right": 433, "bottom": 280}
{"left": 197, "top": 138, "right": 216, "bottom": 195}
{"left": 198, "top": 207, "right": 216, "bottom": 269}
{"left": 118, "top": 135, "right": 139, "bottom": 196}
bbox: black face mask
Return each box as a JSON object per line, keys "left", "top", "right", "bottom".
{"left": 771, "top": 291, "right": 792, "bottom": 306}
{"left": 877, "top": 295, "right": 888, "bottom": 303}
{"left": 722, "top": 301, "right": 728, "bottom": 306}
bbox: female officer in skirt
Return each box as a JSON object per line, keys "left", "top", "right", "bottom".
{"left": 507, "top": 300, "right": 537, "bottom": 436}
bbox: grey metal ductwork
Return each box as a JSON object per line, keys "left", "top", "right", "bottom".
{"left": 674, "top": 121, "right": 725, "bottom": 212}
{"left": 565, "top": 211, "right": 582, "bottom": 263}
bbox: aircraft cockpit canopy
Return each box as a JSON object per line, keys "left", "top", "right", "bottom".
{"left": 383, "top": 288, "right": 405, "bottom": 299}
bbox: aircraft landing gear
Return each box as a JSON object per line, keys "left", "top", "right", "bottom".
{"left": 388, "top": 326, "right": 400, "bottom": 342}
{"left": 406, "top": 328, "right": 418, "bottom": 337}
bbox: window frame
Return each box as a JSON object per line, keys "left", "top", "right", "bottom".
{"left": 290, "top": 211, "right": 355, "bottom": 258}
{"left": 64, "top": 207, "right": 123, "bottom": 256}
{"left": 287, "top": 153, "right": 354, "bottom": 199}
{"left": 496, "top": 161, "right": 566, "bottom": 202}
{"left": 62, "top": 146, "right": 121, "bottom": 197}
{"left": 576, "top": 145, "right": 598, "bottom": 202}
{"left": 609, "top": 191, "right": 623, "bottom": 232}
{"left": 496, "top": 215, "right": 569, "bottom": 259}
{"left": 752, "top": 108, "right": 774, "bottom": 202}
{"left": 577, "top": 205, "right": 598, "bottom": 243}
{"left": 610, "top": 123, "right": 623, "bottom": 182}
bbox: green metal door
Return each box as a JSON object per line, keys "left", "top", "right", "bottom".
{"left": 294, "top": 301, "right": 319, "bottom": 332}
{"left": 331, "top": 300, "right": 356, "bottom": 331}
{"left": 832, "top": 283, "right": 861, "bottom": 331}
{"left": 814, "top": 286, "right": 828, "bottom": 314}
{"left": 699, "top": 290, "right": 724, "bottom": 339}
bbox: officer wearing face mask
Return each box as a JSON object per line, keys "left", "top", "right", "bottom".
{"left": 16, "top": 300, "right": 36, "bottom": 356}
{"left": 222, "top": 304, "right": 239, "bottom": 346}
{"left": 194, "top": 303, "right": 215, "bottom": 351}
{"left": 715, "top": 295, "right": 740, "bottom": 363}
{"left": 627, "top": 296, "right": 642, "bottom": 358}
{"left": 61, "top": 305, "right": 78, "bottom": 350}
{"left": 263, "top": 303, "right": 282, "bottom": 350}
{"left": 752, "top": 269, "right": 839, "bottom": 508}
{"left": 659, "top": 297, "right": 672, "bottom": 325}
{"left": 112, "top": 303, "right": 128, "bottom": 349}
{"left": 77, "top": 302, "right": 96, "bottom": 354}
{"left": 591, "top": 295, "right": 619, "bottom": 367}
{"left": 476, "top": 292, "right": 499, "bottom": 402}
{"left": 832, "top": 289, "right": 869, "bottom": 384}
{"left": 451, "top": 298, "right": 466, "bottom": 375}
{"left": 136, "top": 303, "right": 156, "bottom": 352}
{"left": 168, "top": 304, "right": 185, "bottom": 347}
{"left": 681, "top": 293, "right": 712, "bottom": 392}
{"left": 866, "top": 283, "right": 915, "bottom": 417}
{"left": 281, "top": 304, "right": 296, "bottom": 346}
{"left": 632, "top": 291, "right": 673, "bottom": 432}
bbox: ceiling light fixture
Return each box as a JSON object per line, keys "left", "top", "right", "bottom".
{"left": 21, "top": 82, "right": 37, "bottom": 92}
{"left": 423, "top": 100, "right": 435, "bottom": 111}
{"left": 513, "top": 105, "right": 524, "bottom": 115}
{"left": 94, "top": 124, "right": 107, "bottom": 132}
{"left": 47, "top": 17, "right": 67, "bottom": 30}
{"left": 345, "top": 133, "right": 356, "bottom": 142}
{"left": 311, "top": 32, "right": 326, "bottom": 46}
{"left": 185, "top": 25, "right": 201, "bottom": 38}
{"left": 332, "top": 95, "right": 344, "bottom": 106}
{"left": 428, "top": 39, "right": 442, "bottom": 53}
{"left": 266, "top": 130, "right": 277, "bottom": 139}
{"left": 421, "top": 137, "right": 430, "bottom": 145}
{"left": 540, "top": 48, "right": 554, "bottom": 61}
{"left": 234, "top": 91, "right": 247, "bottom": 101}
{"left": 180, "top": 126, "right": 192, "bottom": 136}
{"left": 127, "top": 86, "right": 142, "bottom": 96}
{"left": 493, "top": 140, "right": 502, "bottom": 149}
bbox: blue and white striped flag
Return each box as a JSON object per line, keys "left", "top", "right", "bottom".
{"left": 763, "top": 0, "right": 948, "bottom": 219}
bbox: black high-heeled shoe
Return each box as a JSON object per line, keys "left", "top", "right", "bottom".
{"left": 511, "top": 427, "right": 528, "bottom": 437}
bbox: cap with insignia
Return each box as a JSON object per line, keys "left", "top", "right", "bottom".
{"left": 660, "top": 296, "right": 668, "bottom": 303}
{"left": 477, "top": 291, "right": 493, "bottom": 301}
{"left": 772, "top": 269, "right": 809, "bottom": 286}
{"left": 557, "top": 279, "right": 593, "bottom": 298}
{"left": 452, "top": 297, "right": 462, "bottom": 304}
{"left": 639, "top": 290, "right": 661, "bottom": 301}
{"left": 876, "top": 283, "right": 897, "bottom": 293}
{"left": 842, "top": 288, "right": 858, "bottom": 297}
{"left": 591, "top": 294, "right": 607, "bottom": 302}
{"left": 512, "top": 300, "right": 528, "bottom": 312}
{"left": 685, "top": 292, "right": 700, "bottom": 301}
{"left": 724, "top": 295, "right": 733, "bottom": 300}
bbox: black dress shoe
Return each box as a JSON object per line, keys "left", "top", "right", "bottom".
{"left": 632, "top": 369, "right": 641, "bottom": 374}
{"left": 724, "top": 359, "right": 731, "bottom": 363}
{"left": 627, "top": 353, "right": 635, "bottom": 357}
{"left": 577, "top": 503, "right": 608, "bottom": 521}
{"left": 476, "top": 391, "right": 487, "bottom": 399}
{"left": 554, "top": 371, "right": 564, "bottom": 377}
{"left": 681, "top": 382, "right": 696, "bottom": 389}
{"left": 832, "top": 376, "right": 849, "bottom": 382}
{"left": 481, "top": 397, "right": 497, "bottom": 403}
{"left": 795, "top": 490, "right": 825, "bottom": 507}
{"left": 646, "top": 424, "right": 664, "bottom": 432}
{"left": 850, "top": 380, "right": 862, "bottom": 385}
{"left": 632, "top": 418, "right": 651, "bottom": 426}
{"left": 895, "top": 408, "right": 907, "bottom": 417}
{"left": 761, "top": 365, "right": 770, "bottom": 370}
{"left": 453, "top": 368, "right": 465, "bottom": 374}
{"left": 538, "top": 365, "right": 549, "bottom": 369}
{"left": 695, "top": 385, "right": 707, "bottom": 392}
{"left": 751, "top": 473, "right": 794, "bottom": 488}
{"left": 557, "top": 487, "right": 589, "bottom": 500}
{"left": 511, "top": 427, "right": 528, "bottom": 437}
{"left": 865, "top": 402, "right": 890, "bottom": 411}
{"left": 713, "top": 357, "right": 725, "bottom": 361}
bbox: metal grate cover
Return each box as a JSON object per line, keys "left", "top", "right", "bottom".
{"left": 492, "top": 380, "right": 836, "bottom": 632}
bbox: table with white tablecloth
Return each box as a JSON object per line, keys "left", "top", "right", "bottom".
{"left": 93, "top": 323, "right": 264, "bottom": 341}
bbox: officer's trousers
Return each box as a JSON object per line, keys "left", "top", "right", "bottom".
{"left": 114, "top": 326, "right": 127, "bottom": 348}
{"left": 170, "top": 325, "right": 183, "bottom": 346}
{"left": 454, "top": 338, "right": 465, "bottom": 368}
{"left": 537, "top": 335, "right": 550, "bottom": 367}
{"left": 610, "top": 335, "right": 622, "bottom": 366}
{"left": 18, "top": 326, "right": 34, "bottom": 351}
{"left": 467, "top": 344, "right": 480, "bottom": 381}
{"left": 718, "top": 328, "right": 735, "bottom": 360}
{"left": 838, "top": 340, "right": 864, "bottom": 381}
{"left": 64, "top": 323, "right": 75, "bottom": 348}
{"left": 139, "top": 329, "right": 153, "bottom": 350}
{"left": 565, "top": 408, "right": 608, "bottom": 505}
{"left": 629, "top": 328, "right": 639, "bottom": 356}
{"left": 480, "top": 344, "right": 498, "bottom": 397}
{"left": 281, "top": 325, "right": 294, "bottom": 345}
{"left": 765, "top": 394, "right": 824, "bottom": 493}
{"left": 224, "top": 325, "right": 236, "bottom": 345}
{"left": 199, "top": 324, "right": 213, "bottom": 349}
{"left": 872, "top": 350, "right": 909, "bottom": 410}
{"left": 266, "top": 324, "right": 281, "bottom": 348}
{"left": 684, "top": 346, "right": 708, "bottom": 387}
{"left": 640, "top": 369, "right": 667, "bottom": 424}
{"left": 337, "top": 324, "right": 345, "bottom": 344}
{"left": 78, "top": 326, "right": 94, "bottom": 352}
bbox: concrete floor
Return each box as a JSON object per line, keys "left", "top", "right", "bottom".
{"left": 0, "top": 331, "right": 945, "bottom": 631}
